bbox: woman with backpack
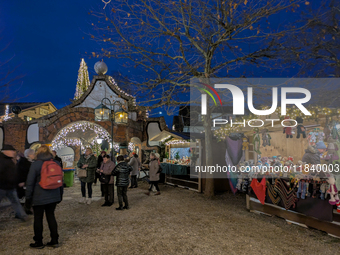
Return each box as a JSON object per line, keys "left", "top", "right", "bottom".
{"left": 77, "top": 148, "right": 97, "bottom": 205}
{"left": 25, "top": 145, "right": 63, "bottom": 249}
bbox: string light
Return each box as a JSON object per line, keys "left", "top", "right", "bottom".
{"left": 128, "top": 142, "right": 134, "bottom": 152}
{"left": 161, "top": 135, "right": 172, "bottom": 142}
{"left": 3, "top": 105, "right": 11, "bottom": 121}
{"left": 108, "top": 76, "right": 136, "bottom": 106}
{"left": 165, "top": 140, "right": 190, "bottom": 146}
{"left": 52, "top": 121, "right": 112, "bottom": 150}
{"left": 74, "top": 58, "right": 90, "bottom": 100}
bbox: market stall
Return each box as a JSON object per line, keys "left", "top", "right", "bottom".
{"left": 150, "top": 131, "right": 202, "bottom": 192}
{"left": 214, "top": 107, "right": 340, "bottom": 237}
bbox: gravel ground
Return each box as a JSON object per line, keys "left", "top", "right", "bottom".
{"left": 1, "top": 180, "right": 340, "bottom": 255}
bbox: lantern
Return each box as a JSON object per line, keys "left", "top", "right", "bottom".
{"left": 114, "top": 106, "right": 128, "bottom": 124}
{"left": 95, "top": 103, "right": 110, "bottom": 121}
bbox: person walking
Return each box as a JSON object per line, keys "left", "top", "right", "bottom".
{"left": 97, "top": 155, "right": 115, "bottom": 206}
{"left": 77, "top": 148, "right": 97, "bottom": 205}
{"left": 145, "top": 152, "right": 161, "bottom": 196}
{"left": 0, "top": 144, "right": 28, "bottom": 221}
{"left": 128, "top": 152, "right": 139, "bottom": 188}
{"left": 111, "top": 155, "right": 132, "bottom": 210}
{"left": 17, "top": 149, "right": 35, "bottom": 213}
{"left": 25, "top": 145, "right": 63, "bottom": 249}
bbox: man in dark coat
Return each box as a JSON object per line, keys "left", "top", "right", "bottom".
{"left": 0, "top": 144, "right": 28, "bottom": 221}
{"left": 52, "top": 150, "right": 63, "bottom": 169}
{"left": 111, "top": 155, "right": 132, "bottom": 210}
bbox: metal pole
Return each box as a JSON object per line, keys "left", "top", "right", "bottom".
{"left": 111, "top": 117, "right": 114, "bottom": 160}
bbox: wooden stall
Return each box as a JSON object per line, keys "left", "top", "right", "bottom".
{"left": 150, "top": 131, "right": 202, "bottom": 192}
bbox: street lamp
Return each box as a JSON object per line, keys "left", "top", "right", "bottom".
{"left": 95, "top": 98, "right": 128, "bottom": 158}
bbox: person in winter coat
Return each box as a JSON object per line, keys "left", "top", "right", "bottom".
{"left": 302, "top": 145, "right": 321, "bottom": 165}
{"left": 52, "top": 150, "right": 63, "bottom": 169}
{"left": 145, "top": 152, "right": 161, "bottom": 196}
{"left": 17, "top": 149, "right": 35, "bottom": 202}
{"left": 0, "top": 144, "right": 28, "bottom": 222}
{"left": 128, "top": 153, "right": 140, "bottom": 188}
{"left": 96, "top": 151, "right": 106, "bottom": 197}
{"left": 77, "top": 148, "right": 97, "bottom": 205}
{"left": 25, "top": 145, "right": 63, "bottom": 249}
{"left": 111, "top": 155, "right": 132, "bottom": 210}
{"left": 97, "top": 155, "right": 115, "bottom": 206}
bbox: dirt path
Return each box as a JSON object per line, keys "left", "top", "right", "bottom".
{"left": 1, "top": 181, "right": 339, "bottom": 255}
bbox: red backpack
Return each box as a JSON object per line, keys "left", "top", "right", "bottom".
{"left": 39, "top": 160, "right": 63, "bottom": 189}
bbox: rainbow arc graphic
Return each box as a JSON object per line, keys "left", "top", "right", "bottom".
{"left": 195, "top": 83, "right": 223, "bottom": 106}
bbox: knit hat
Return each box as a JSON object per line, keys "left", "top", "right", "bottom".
{"left": 2, "top": 144, "right": 16, "bottom": 151}
{"left": 316, "top": 141, "right": 327, "bottom": 149}
{"left": 155, "top": 153, "right": 160, "bottom": 159}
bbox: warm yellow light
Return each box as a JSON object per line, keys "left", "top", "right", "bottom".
{"left": 120, "top": 114, "right": 123, "bottom": 117}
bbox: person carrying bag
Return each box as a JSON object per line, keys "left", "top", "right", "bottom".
{"left": 77, "top": 148, "right": 97, "bottom": 205}
{"left": 97, "top": 155, "right": 115, "bottom": 206}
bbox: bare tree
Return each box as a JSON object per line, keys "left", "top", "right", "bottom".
{"left": 0, "top": 42, "right": 24, "bottom": 103}
{"left": 89, "top": 0, "right": 311, "bottom": 196}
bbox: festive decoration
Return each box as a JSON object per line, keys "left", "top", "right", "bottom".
{"left": 165, "top": 139, "right": 190, "bottom": 146}
{"left": 3, "top": 104, "right": 11, "bottom": 121}
{"left": 327, "top": 177, "right": 339, "bottom": 205}
{"left": 74, "top": 58, "right": 90, "bottom": 100}
{"left": 283, "top": 116, "right": 293, "bottom": 138}
{"left": 296, "top": 117, "right": 306, "bottom": 139}
{"left": 252, "top": 128, "right": 261, "bottom": 154}
{"left": 261, "top": 129, "right": 271, "bottom": 147}
{"left": 52, "top": 121, "right": 114, "bottom": 151}
{"left": 107, "top": 76, "right": 136, "bottom": 105}
{"left": 128, "top": 142, "right": 134, "bottom": 152}
{"left": 242, "top": 137, "right": 249, "bottom": 150}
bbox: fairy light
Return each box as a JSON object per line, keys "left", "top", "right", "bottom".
{"left": 3, "top": 105, "right": 11, "bottom": 121}
{"left": 108, "top": 76, "right": 136, "bottom": 106}
{"left": 52, "top": 121, "right": 112, "bottom": 151}
{"left": 165, "top": 140, "right": 190, "bottom": 146}
{"left": 74, "top": 58, "right": 90, "bottom": 100}
{"left": 161, "top": 135, "right": 172, "bottom": 142}
{"left": 128, "top": 142, "right": 134, "bottom": 152}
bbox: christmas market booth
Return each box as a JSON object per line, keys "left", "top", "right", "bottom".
{"left": 150, "top": 131, "right": 203, "bottom": 192}
{"left": 214, "top": 106, "right": 340, "bottom": 238}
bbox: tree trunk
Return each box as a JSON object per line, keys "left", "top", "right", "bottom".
{"left": 203, "top": 102, "right": 214, "bottom": 197}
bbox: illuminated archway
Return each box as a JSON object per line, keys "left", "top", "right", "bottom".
{"left": 51, "top": 121, "right": 119, "bottom": 152}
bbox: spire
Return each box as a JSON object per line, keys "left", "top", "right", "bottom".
{"left": 74, "top": 58, "right": 90, "bottom": 100}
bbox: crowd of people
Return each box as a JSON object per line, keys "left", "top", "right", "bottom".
{"left": 0, "top": 144, "right": 161, "bottom": 249}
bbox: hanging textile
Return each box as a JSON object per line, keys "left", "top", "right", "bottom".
{"left": 250, "top": 177, "right": 266, "bottom": 205}
{"left": 225, "top": 136, "right": 244, "bottom": 194}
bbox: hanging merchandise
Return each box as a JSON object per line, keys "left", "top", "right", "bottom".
{"left": 242, "top": 137, "right": 249, "bottom": 150}
{"left": 283, "top": 116, "right": 293, "bottom": 138}
{"left": 250, "top": 177, "right": 266, "bottom": 205}
{"left": 274, "top": 178, "right": 297, "bottom": 210}
{"left": 296, "top": 180, "right": 307, "bottom": 199}
{"left": 296, "top": 117, "right": 306, "bottom": 139}
{"left": 331, "top": 121, "right": 339, "bottom": 141}
{"left": 261, "top": 129, "right": 271, "bottom": 147}
{"left": 325, "top": 142, "right": 339, "bottom": 162}
{"left": 327, "top": 177, "right": 339, "bottom": 205}
{"left": 253, "top": 128, "right": 261, "bottom": 154}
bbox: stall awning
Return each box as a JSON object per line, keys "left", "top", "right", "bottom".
{"left": 150, "top": 130, "right": 191, "bottom": 141}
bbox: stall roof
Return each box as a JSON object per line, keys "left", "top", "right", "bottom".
{"left": 150, "top": 130, "right": 203, "bottom": 141}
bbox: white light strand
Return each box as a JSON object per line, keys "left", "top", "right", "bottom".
{"left": 108, "top": 76, "right": 136, "bottom": 106}
{"left": 128, "top": 142, "right": 134, "bottom": 152}
{"left": 165, "top": 140, "right": 190, "bottom": 146}
{"left": 161, "top": 135, "right": 172, "bottom": 142}
{"left": 3, "top": 105, "right": 11, "bottom": 121}
{"left": 52, "top": 121, "right": 111, "bottom": 151}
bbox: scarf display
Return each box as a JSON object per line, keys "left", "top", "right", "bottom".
{"left": 250, "top": 178, "right": 266, "bottom": 205}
